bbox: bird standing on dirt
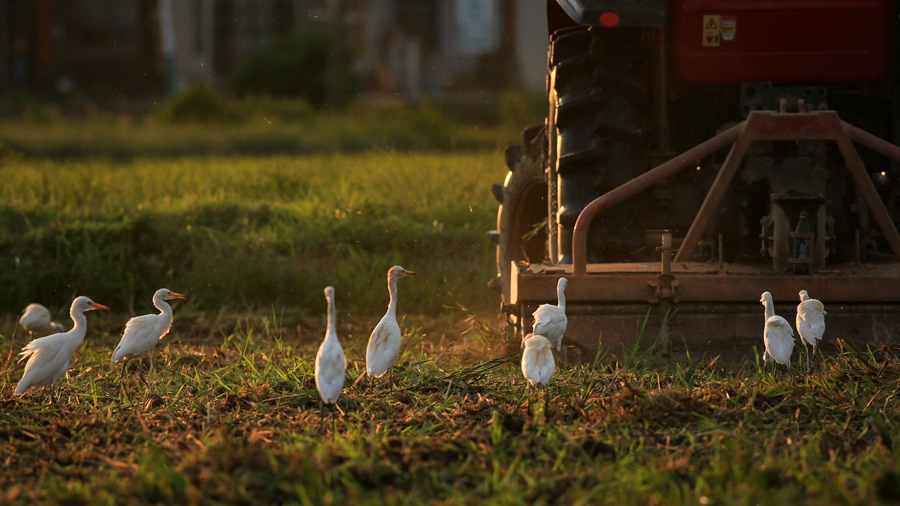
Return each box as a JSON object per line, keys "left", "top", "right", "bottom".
{"left": 316, "top": 286, "right": 345, "bottom": 411}
{"left": 521, "top": 333, "right": 556, "bottom": 414}
{"left": 796, "top": 290, "right": 826, "bottom": 369}
{"left": 365, "top": 265, "right": 415, "bottom": 386}
{"left": 19, "top": 303, "right": 66, "bottom": 338}
{"left": 111, "top": 288, "right": 186, "bottom": 385}
{"left": 760, "top": 291, "right": 794, "bottom": 372}
{"left": 15, "top": 296, "right": 109, "bottom": 402}
{"left": 530, "top": 277, "right": 567, "bottom": 351}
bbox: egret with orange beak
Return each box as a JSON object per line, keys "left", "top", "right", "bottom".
{"left": 15, "top": 296, "right": 109, "bottom": 403}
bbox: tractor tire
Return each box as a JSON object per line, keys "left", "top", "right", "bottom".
{"left": 494, "top": 126, "right": 548, "bottom": 307}
{"left": 549, "top": 26, "right": 646, "bottom": 263}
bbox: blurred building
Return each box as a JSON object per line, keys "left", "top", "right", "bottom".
{"left": 0, "top": 0, "right": 547, "bottom": 98}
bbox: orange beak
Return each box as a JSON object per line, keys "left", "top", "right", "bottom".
{"left": 169, "top": 292, "right": 187, "bottom": 300}
{"left": 90, "top": 303, "right": 110, "bottom": 311}
{"left": 405, "top": 270, "right": 416, "bottom": 276}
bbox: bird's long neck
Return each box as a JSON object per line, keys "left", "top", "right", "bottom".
{"left": 153, "top": 295, "right": 175, "bottom": 334}
{"left": 68, "top": 307, "right": 88, "bottom": 345}
{"left": 326, "top": 294, "right": 337, "bottom": 341}
{"left": 387, "top": 277, "right": 399, "bottom": 317}
{"left": 70, "top": 307, "right": 87, "bottom": 331}
{"left": 557, "top": 283, "right": 566, "bottom": 309}
{"left": 764, "top": 294, "right": 775, "bottom": 319}
{"left": 154, "top": 296, "right": 174, "bottom": 320}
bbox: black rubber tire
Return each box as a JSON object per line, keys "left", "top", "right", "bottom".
{"left": 549, "top": 26, "right": 646, "bottom": 263}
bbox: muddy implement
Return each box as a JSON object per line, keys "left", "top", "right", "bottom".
{"left": 507, "top": 110, "right": 900, "bottom": 363}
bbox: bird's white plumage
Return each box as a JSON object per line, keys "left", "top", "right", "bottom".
{"left": 19, "top": 303, "right": 65, "bottom": 336}
{"left": 112, "top": 288, "right": 185, "bottom": 362}
{"left": 315, "top": 286, "right": 345, "bottom": 404}
{"left": 15, "top": 296, "right": 108, "bottom": 395}
{"left": 366, "top": 266, "right": 415, "bottom": 378}
{"left": 760, "top": 291, "right": 794, "bottom": 367}
{"left": 764, "top": 315, "right": 795, "bottom": 366}
{"left": 796, "top": 290, "right": 826, "bottom": 347}
{"left": 531, "top": 277, "right": 568, "bottom": 351}
{"left": 521, "top": 334, "right": 556, "bottom": 387}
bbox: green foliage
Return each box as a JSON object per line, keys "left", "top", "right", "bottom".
{"left": 161, "top": 82, "right": 236, "bottom": 124}
{"left": 0, "top": 152, "right": 500, "bottom": 316}
{"left": 498, "top": 90, "right": 546, "bottom": 131}
{"left": 0, "top": 103, "right": 514, "bottom": 158}
{"left": 230, "top": 30, "right": 358, "bottom": 107}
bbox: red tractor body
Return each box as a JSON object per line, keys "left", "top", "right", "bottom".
{"left": 672, "top": 0, "right": 892, "bottom": 84}
{"left": 491, "top": 0, "right": 900, "bottom": 362}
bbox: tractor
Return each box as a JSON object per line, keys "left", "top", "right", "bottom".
{"left": 490, "top": 0, "right": 900, "bottom": 363}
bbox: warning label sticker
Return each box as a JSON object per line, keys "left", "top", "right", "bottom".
{"left": 720, "top": 16, "right": 736, "bottom": 41}
{"left": 702, "top": 15, "right": 721, "bottom": 46}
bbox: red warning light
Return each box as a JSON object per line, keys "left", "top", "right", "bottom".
{"left": 599, "top": 12, "right": 620, "bottom": 27}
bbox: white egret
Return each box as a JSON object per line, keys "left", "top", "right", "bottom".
{"left": 530, "top": 277, "right": 567, "bottom": 351}
{"left": 315, "top": 286, "right": 345, "bottom": 427}
{"left": 521, "top": 333, "right": 556, "bottom": 414}
{"left": 365, "top": 265, "right": 415, "bottom": 386}
{"left": 796, "top": 289, "right": 826, "bottom": 369}
{"left": 111, "top": 288, "right": 186, "bottom": 384}
{"left": 19, "top": 303, "right": 65, "bottom": 337}
{"left": 15, "top": 296, "right": 109, "bottom": 402}
{"left": 760, "top": 291, "right": 794, "bottom": 373}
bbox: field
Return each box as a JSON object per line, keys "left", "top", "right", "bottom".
{"left": 2, "top": 144, "right": 900, "bottom": 504}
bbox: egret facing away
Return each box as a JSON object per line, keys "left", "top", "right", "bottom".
{"left": 760, "top": 291, "right": 794, "bottom": 373}
{"left": 531, "top": 277, "right": 567, "bottom": 351}
{"left": 365, "top": 266, "right": 415, "bottom": 386}
{"left": 315, "top": 286, "right": 345, "bottom": 427}
{"left": 19, "top": 303, "right": 65, "bottom": 338}
{"left": 112, "top": 288, "right": 186, "bottom": 385}
{"left": 797, "top": 290, "right": 826, "bottom": 369}
{"left": 521, "top": 333, "right": 556, "bottom": 414}
{"left": 15, "top": 296, "right": 109, "bottom": 403}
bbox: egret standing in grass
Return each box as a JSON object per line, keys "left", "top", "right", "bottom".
{"left": 365, "top": 265, "right": 415, "bottom": 387}
{"left": 111, "top": 288, "right": 186, "bottom": 386}
{"left": 521, "top": 333, "right": 556, "bottom": 415}
{"left": 19, "top": 303, "right": 65, "bottom": 338}
{"left": 760, "top": 291, "right": 794, "bottom": 373}
{"left": 315, "top": 286, "right": 345, "bottom": 428}
{"left": 15, "top": 296, "right": 109, "bottom": 403}
{"left": 530, "top": 277, "right": 567, "bottom": 351}
{"left": 797, "top": 289, "right": 826, "bottom": 369}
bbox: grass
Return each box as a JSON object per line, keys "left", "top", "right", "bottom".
{"left": 2, "top": 312, "right": 900, "bottom": 504}
{"left": 0, "top": 98, "right": 535, "bottom": 159}
{"left": 0, "top": 151, "right": 501, "bottom": 318}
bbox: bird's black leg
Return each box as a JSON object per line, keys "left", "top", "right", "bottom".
{"left": 526, "top": 383, "right": 532, "bottom": 417}
{"left": 119, "top": 360, "right": 129, "bottom": 390}
{"left": 331, "top": 402, "right": 338, "bottom": 440}
{"left": 137, "top": 360, "right": 150, "bottom": 389}
{"left": 50, "top": 385, "right": 57, "bottom": 405}
{"left": 544, "top": 384, "right": 550, "bottom": 417}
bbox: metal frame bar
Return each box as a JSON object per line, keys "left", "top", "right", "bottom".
{"left": 572, "top": 110, "right": 900, "bottom": 275}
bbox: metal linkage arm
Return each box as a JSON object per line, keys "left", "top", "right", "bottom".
{"left": 572, "top": 111, "right": 900, "bottom": 275}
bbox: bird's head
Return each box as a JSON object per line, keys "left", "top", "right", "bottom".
{"left": 389, "top": 265, "right": 415, "bottom": 281}
{"left": 324, "top": 286, "right": 335, "bottom": 300}
{"left": 799, "top": 290, "right": 809, "bottom": 301}
{"left": 760, "top": 291, "right": 771, "bottom": 305}
{"left": 522, "top": 333, "right": 550, "bottom": 350}
{"left": 156, "top": 288, "right": 187, "bottom": 301}
{"left": 73, "top": 296, "right": 110, "bottom": 313}
{"left": 558, "top": 277, "right": 568, "bottom": 290}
